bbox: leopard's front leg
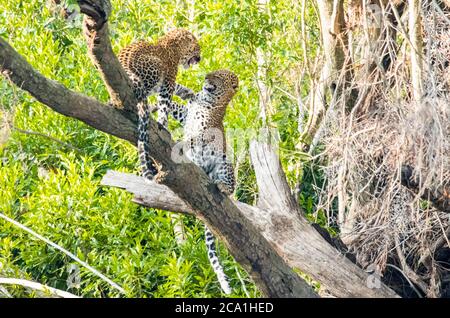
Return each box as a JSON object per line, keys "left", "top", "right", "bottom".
{"left": 213, "top": 157, "right": 235, "bottom": 196}
{"left": 174, "top": 83, "right": 195, "bottom": 101}
{"left": 156, "top": 80, "right": 176, "bottom": 128}
{"left": 168, "top": 100, "right": 189, "bottom": 126}
{"left": 205, "top": 152, "right": 235, "bottom": 196}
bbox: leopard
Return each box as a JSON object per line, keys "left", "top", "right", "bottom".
{"left": 168, "top": 69, "right": 239, "bottom": 294}
{"left": 118, "top": 28, "right": 201, "bottom": 180}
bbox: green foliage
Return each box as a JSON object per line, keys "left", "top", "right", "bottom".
{"left": 0, "top": 0, "right": 323, "bottom": 298}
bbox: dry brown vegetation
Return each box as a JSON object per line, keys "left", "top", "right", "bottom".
{"left": 312, "top": 0, "right": 450, "bottom": 297}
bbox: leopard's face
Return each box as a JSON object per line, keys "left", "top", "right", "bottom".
{"left": 202, "top": 70, "right": 239, "bottom": 104}
{"left": 158, "top": 29, "right": 201, "bottom": 69}
{"left": 169, "top": 29, "right": 201, "bottom": 69}
{"left": 181, "top": 40, "right": 201, "bottom": 69}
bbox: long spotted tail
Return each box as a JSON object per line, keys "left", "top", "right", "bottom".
{"left": 204, "top": 225, "right": 231, "bottom": 295}
{"left": 137, "top": 101, "right": 158, "bottom": 180}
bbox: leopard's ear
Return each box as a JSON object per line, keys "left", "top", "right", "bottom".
{"left": 205, "top": 72, "right": 213, "bottom": 81}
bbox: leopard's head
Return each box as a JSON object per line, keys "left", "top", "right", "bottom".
{"left": 203, "top": 70, "right": 239, "bottom": 105}
{"left": 160, "top": 29, "right": 201, "bottom": 69}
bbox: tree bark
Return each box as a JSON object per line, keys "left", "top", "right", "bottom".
{"left": 248, "top": 141, "right": 398, "bottom": 298}
{"left": 0, "top": 37, "right": 137, "bottom": 144}
{"left": 408, "top": 0, "right": 424, "bottom": 103}
{"left": 77, "top": 0, "right": 138, "bottom": 112}
{"left": 303, "top": 0, "right": 356, "bottom": 151}
{"left": 256, "top": 0, "right": 272, "bottom": 124}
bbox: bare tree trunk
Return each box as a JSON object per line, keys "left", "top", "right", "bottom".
{"left": 408, "top": 0, "right": 424, "bottom": 103}
{"left": 302, "top": 0, "right": 355, "bottom": 151}
{"left": 78, "top": 0, "right": 138, "bottom": 112}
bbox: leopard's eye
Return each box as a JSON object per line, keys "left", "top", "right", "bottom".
{"left": 189, "top": 56, "right": 201, "bottom": 64}
{"left": 206, "top": 84, "right": 216, "bottom": 93}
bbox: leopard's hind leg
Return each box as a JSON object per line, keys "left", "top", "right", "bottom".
{"left": 137, "top": 100, "right": 158, "bottom": 180}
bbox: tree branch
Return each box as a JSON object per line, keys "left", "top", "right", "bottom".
{"left": 408, "top": 0, "right": 424, "bottom": 103}
{"left": 0, "top": 37, "right": 138, "bottom": 144}
{"left": 248, "top": 141, "right": 398, "bottom": 297}
{"left": 0, "top": 278, "right": 80, "bottom": 298}
{"left": 0, "top": 211, "right": 126, "bottom": 294}
{"left": 12, "top": 125, "right": 83, "bottom": 153}
{"left": 78, "top": 0, "right": 138, "bottom": 112}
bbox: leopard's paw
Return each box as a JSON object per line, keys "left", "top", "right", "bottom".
{"left": 216, "top": 182, "right": 233, "bottom": 196}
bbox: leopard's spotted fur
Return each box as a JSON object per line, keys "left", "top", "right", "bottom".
{"left": 170, "top": 69, "right": 239, "bottom": 294}
{"left": 118, "top": 29, "right": 201, "bottom": 179}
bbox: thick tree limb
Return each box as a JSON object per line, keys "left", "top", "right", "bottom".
{"left": 249, "top": 141, "right": 398, "bottom": 297}
{"left": 0, "top": 37, "right": 137, "bottom": 143}
{"left": 101, "top": 141, "right": 399, "bottom": 298}
{"left": 151, "top": 164, "right": 318, "bottom": 298}
{"left": 0, "top": 37, "right": 316, "bottom": 298}
{"left": 78, "top": 0, "right": 138, "bottom": 112}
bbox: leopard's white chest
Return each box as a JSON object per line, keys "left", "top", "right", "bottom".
{"left": 183, "top": 101, "right": 213, "bottom": 139}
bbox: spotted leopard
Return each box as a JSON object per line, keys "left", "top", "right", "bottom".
{"left": 170, "top": 69, "right": 239, "bottom": 294}
{"left": 118, "top": 28, "right": 201, "bottom": 180}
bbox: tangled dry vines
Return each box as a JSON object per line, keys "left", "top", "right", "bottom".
{"left": 316, "top": 1, "right": 450, "bottom": 297}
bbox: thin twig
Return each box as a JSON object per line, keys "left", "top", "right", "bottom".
{"left": 394, "top": 233, "right": 428, "bottom": 295}
{"left": 235, "top": 267, "right": 250, "bottom": 298}
{"left": 12, "top": 126, "right": 83, "bottom": 153}
{"left": 0, "top": 277, "right": 80, "bottom": 298}
{"left": 0, "top": 212, "right": 126, "bottom": 295}
{"left": 386, "top": 264, "right": 423, "bottom": 298}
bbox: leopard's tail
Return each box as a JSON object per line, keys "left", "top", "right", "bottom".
{"left": 205, "top": 225, "right": 232, "bottom": 295}
{"left": 137, "top": 101, "right": 158, "bottom": 180}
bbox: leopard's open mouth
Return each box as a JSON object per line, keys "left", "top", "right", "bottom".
{"left": 184, "top": 56, "right": 201, "bottom": 69}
